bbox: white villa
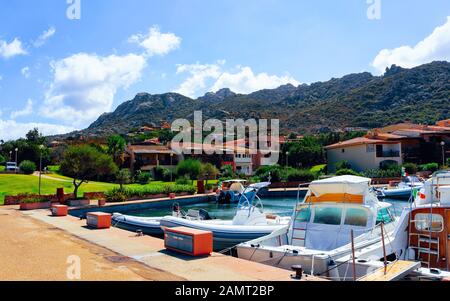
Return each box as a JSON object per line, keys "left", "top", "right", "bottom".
{"left": 326, "top": 136, "right": 403, "bottom": 173}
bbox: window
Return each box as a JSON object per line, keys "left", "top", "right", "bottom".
{"left": 344, "top": 208, "right": 369, "bottom": 227}
{"left": 376, "top": 208, "right": 394, "bottom": 225}
{"left": 295, "top": 206, "right": 311, "bottom": 223}
{"left": 313, "top": 207, "right": 342, "bottom": 225}
{"left": 415, "top": 213, "right": 444, "bottom": 232}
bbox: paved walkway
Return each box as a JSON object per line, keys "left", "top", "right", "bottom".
{"left": 0, "top": 206, "right": 182, "bottom": 281}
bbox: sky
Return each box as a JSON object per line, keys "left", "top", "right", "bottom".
{"left": 0, "top": 0, "right": 449, "bottom": 141}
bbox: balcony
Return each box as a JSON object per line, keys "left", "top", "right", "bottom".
{"left": 377, "top": 150, "right": 401, "bottom": 158}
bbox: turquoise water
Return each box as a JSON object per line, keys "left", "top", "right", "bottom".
{"left": 126, "top": 197, "right": 411, "bottom": 220}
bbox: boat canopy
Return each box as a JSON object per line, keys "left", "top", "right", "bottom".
{"left": 308, "top": 175, "right": 371, "bottom": 197}
{"left": 222, "top": 179, "right": 247, "bottom": 183}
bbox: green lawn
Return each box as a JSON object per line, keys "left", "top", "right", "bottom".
{"left": 0, "top": 173, "right": 215, "bottom": 205}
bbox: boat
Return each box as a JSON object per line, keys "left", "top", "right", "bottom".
{"left": 112, "top": 203, "right": 213, "bottom": 236}
{"left": 216, "top": 179, "right": 250, "bottom": 204}
{"left": 160, "top": 182, "right": 291, "bottom": 250}
{"left": 236, "top": 175, "right": 418, "bottom": 281}
{"left": 376, "top": 176, "right": 424, "bottom": 199}
{"left": 403, "top": 171, "right": 450, "bottom": 280}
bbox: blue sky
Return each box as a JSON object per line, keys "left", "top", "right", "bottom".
{"left": 0, "top": 0, "right": 449, "bottom": 140}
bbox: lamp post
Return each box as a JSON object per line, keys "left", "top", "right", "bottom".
{"left": 441, "top": 141, "right": 446, "bottom": 167}
{"left": 14, "top": 148, "right": 18, "bottom": 173}
{"left": 170, "top": 153, "right": 174, "bottom": 182}
{"left": 39, "top": 145, "right": 44, "bottom": 195}
{"left": 9, "top": 150, "right": 12, "bottom": 161}
{"left": 286, "top": 151, "right": 289, "bottom": 168}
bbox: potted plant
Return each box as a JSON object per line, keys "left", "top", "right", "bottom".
{"left": 20, "top": 198, "right": 52, "bottom": 211}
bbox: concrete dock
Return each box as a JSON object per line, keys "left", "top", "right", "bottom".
{"left": 0, "top": 205, "right": 324, "bottom": 281}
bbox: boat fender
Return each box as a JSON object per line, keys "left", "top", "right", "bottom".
{"left": 328, "top": 260, "right": 340, "bottom": 281}
{"left": 406, "top": 247, "right": 416, "bottom": 261}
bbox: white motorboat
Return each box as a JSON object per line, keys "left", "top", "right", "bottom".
{"left": 160, "top": 182, "right": 290, "bottom": 250}
{"left": 376, "top": 176, "right": 424, "bottom": 199}
{"left": 236, "top": 175, "right": 415, "bottom": 280}
{"left": 112, "top": 204, "right": 213, "bottom": 236}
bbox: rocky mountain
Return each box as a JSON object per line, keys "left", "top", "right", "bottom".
{"left": 56, "top": 61, "right": 450, "bottom": 138}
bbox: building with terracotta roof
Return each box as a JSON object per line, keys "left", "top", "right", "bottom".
{"left": 326, "top": 137, "right": 403, "bottom": 173}
{"left": 325, "top": 120, "right": 450, "bottom": 172}
{"left": 125, "top": 144, "right": 180, "bottom": 173}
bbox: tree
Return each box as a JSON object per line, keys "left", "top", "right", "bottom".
{"left": 176, "top": 159, "right": 202, "bottom": 181}
{"left": 116, "top": 169, "right": 132, "bottom": 190}
{"left": 107, "top": 135, "right": 126, "bottom": 164}
{"left": 60, "top": 145, "right": 118, "bottom": 198}
{"left": 0, "top": 154, "right": 5, "bottom": 165}
{"left": 200, "top": 163, "right": 220, "bottom": 184}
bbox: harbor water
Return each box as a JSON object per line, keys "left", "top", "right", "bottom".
{"left": 125, "top": 197, "right": 410, "bottom": 219}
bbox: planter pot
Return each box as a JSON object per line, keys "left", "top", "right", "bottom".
{"left": 98, "top": 199, "right": 106, "bottom": 207}
{"left": 67, "top": 199, "right": 90, "bottom": 207}
{"left": 169, "top": 193, "right": 176, "bottom": 199}
{"left": 20, "top": 201, "right": 51, "bottom": 211}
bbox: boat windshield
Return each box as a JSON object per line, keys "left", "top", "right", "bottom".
{"left": 376, "top": 207, "right": 395, "bottom": 225}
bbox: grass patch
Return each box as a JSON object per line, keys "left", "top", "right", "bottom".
{"left": 310, "top": 164, "right": 326, "bottom": 173}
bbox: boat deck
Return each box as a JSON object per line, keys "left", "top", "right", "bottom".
{"left": 359, "top": 260, "right": 421, "bottom": 281}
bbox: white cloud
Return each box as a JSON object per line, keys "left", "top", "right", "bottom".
{"left": 33, "top": 27, "right": 56, "bottom": 48}
{"left": 129, "top": 25, "right": 181, "bottom": 57}
{"left": 10, "top": 99, "right": 33, "bottom": 119}
{"left": 372, "top": 16, "right": 450, "bottom": 73}
{"left": 41, "top": 53, "right": 147, "bottom": 127}
{"left": 0, "top": 119, "right": 76, "bottom": 141}
{"left": 175, "top": 61, "right": 300, "bottom": 97}
{"left": 21, "top": 66, "right": 30, "bottom": 78}
{"left": 174, "top": 61, "right": 224, "bottom": 98}
{"left": 211, "top": 66, "right": 300, "bottom": 94}
{"left": 0, "top": 38, "right": 27, "bottom": 59}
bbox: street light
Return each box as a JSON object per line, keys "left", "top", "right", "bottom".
{"left": 39, "top": 145, "right": 44, "bottom": 195}
{"left": 14, "top": 148, "right": 18, "bottom": 173}
{"left": 441, "top": 141, "right": 446, "bottom": 167}
{"left": 286, "top": 151, "right": 289, "bottom": 168}
{"left": 170, "top": 153, "right": 174, "bottom": 182}
{"left": 9, "top": 150, "right": 12, "bottom": 161}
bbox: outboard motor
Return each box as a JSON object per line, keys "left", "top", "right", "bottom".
{"left": 172, "top": 203, "right": 182, "bottom": 217}
{"left": 199, "top": 209, "right": 213, "bottom": 220}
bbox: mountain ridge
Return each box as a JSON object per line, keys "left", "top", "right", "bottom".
{"left": 53, "top": 61, "right": 450, "bottom": 139}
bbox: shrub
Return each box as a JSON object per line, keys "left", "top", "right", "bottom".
{"left": 105, "top": 188, "right": 127, "bottom": 203}
{"left": 200, "top": 163, "right": 220, "bottom": 180}
{"left": 105, "top": 184, "right": 196, "bottom": 202}
{"left": 363, "top": 168, "right": 401, "bottom": 178}
{"left": 154, "top": 166, "right": 172, "bottom": 182}
{"left": 286, "top": 169, "right": 316, "bottom": 182}
{"left": 0, "top": 154, "right": 5, "bottom": 165}
{"left": 21, "top": 197, "right": 50, "bottom": 204}
{"left": 335, "top": 161, "right": 352, "bottom": 171}
{"left": 136, "top": 171, "right": 152, "bottom": 184}
{"left": 403, "top": 163, "right": 418, "bottom": 175}
{"left": 335, "top": 169, "right": 361, "bottom": 176}
{"left": 255, "top": 165, "right": 283, "bottom": 182}
{"left": 19, "top": 160, "right": 36, "bottom": 175}
{"left": 221, "top": 165, "right": 234, "bottom": 178}
{"left": 205, "top": 183, "right": 214, "bottom": 191}
{"left": 175, "top": 176, "right": 191, "bottom": 185}
{"left": 419, "top": 163, "right": 439, "bottom": 173}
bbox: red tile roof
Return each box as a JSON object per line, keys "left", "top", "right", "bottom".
{"left": 325, "top": 137, "right": 399, "bottom": 150}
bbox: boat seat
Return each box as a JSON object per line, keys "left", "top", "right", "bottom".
{"left": 230, "top": 183, "right": 245, "bottom": 194}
